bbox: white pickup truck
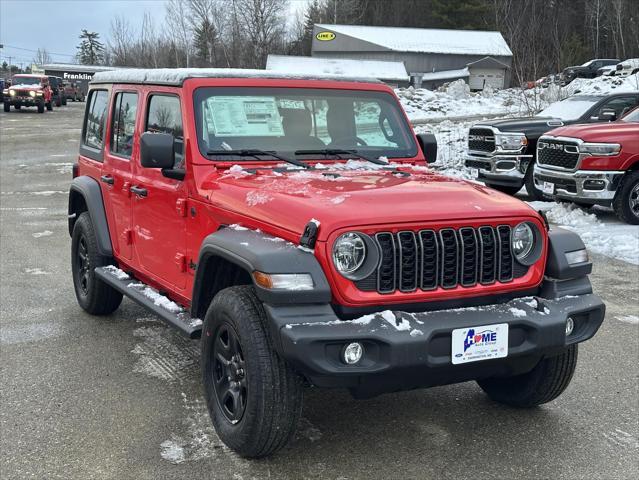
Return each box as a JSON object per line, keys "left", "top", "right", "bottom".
{"left": 615, "top": 59, "right": 639, "bottom": 77}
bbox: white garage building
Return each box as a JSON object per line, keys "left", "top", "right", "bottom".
{"left": 311, "top": 24, "right": 513, "bottom": 90}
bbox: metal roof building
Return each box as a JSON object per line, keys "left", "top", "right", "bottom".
{"left": 311, "top": 24, "right": 513, "bottom": 90}
{"left": 265, "top": 54, "right": 409, "bottom": 86}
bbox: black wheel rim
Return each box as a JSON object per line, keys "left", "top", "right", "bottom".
{"left": 77, "top": 235, "right": 90, "bottom": 295}
{"left": 629, "top": 182, "right": 639, "bottom": 218}
{"left": 212, "top": 323, "right": 248, "bottom": 424}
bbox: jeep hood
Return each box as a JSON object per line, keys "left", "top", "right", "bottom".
{"left": 199, "top": 165, "right": 539, "bottom": 241}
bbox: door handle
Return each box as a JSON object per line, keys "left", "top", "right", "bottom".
{"left": 100, "top": 175, "right": 114, "bottom": 185}
{"left": 130, "top": 186, "right": 148, "bottom": 197}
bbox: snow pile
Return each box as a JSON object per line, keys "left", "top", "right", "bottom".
{"left": 103, "top": 265, "right": 130, "bottom": 280}
{"left": 396, "top": 73, "right": 638, "bottom": 123}
{"left": 563, "top": 73, "right": 639, "bottom": 96}
{"left": 127, "top": 283, "right": 184, "bottom": 313}
{"left": 529, "top": 201, "right": 639, "bottom": 265}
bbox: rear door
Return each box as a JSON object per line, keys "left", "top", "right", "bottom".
{"left": 101, "top": 89, "right": 139, "bottom": 260}
{"left": 130, "top": 88, "right": 188, "bottom": 291}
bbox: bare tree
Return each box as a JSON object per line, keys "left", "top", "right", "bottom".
{"left": 166, "top": 0, "right": 193, "bottom": 67}
{"left": 109, "top": 15, "right": 133, "bottom": 66}
{"left": 32, "top": 48, "right": 52, "bottom": 66}
{"left": 236, "top": 0, "right": 288, "bottom": 68}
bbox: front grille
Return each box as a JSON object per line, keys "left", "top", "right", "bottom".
{"left": 359, "top": 226, "right": 518, "bottom": 294}
{"left": 465, "top": 159, "right": 491, "bottom": 170}
{"left": 537, "top": 139, "right": 579, "bottom": 169}
{"left": 468, "top": 128, "right": 495, "bottom": 153}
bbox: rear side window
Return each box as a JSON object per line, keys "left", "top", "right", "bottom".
{"left": 83, "top": 90, "right": 109, "bottom": 151}
{"left": 111, "top": 92, "right": 138, "bottom": 158}
{"left": 146, "top": 94, "right": 184, "bottom": 167}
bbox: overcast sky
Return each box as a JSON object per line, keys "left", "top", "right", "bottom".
{"left": 0, "top": 0, "right": 309, "bottom": 67}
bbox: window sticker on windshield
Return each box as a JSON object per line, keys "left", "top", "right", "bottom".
{"left": 278, "top": 99, "right": 306, "bottom": 109}
{"left": 206, "top": 96, "right": 284, "bottom": 137}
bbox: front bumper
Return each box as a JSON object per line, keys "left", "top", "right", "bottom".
{"left": 534, "top": 164, "right": 624, "bottom": 204}
{"left": 7, "top": 96, "right": 43, "bottom": 106}
{"left": 266, "top": 293, "right": 604, "bottom": 397}
{"left": 465, "top": 151, "right": 532, "bottom": 187}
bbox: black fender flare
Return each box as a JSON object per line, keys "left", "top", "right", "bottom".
{"left": 191, "top": 227, "right": 331, "bottom": 316}
{"left": 68, "top": 176, "right": 113, "bottom": 257}
{"left": 545, "top": 227, "right": 592, "bottom": 280}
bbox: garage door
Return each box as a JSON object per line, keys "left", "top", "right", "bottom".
{"left": 469, "top": 68, "right": 505, "bottom": 90}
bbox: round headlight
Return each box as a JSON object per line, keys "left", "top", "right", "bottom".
{"left": 29, "top": 90, "right": 36, "bottom": 97}
{"left": 10, "top": 90, "right": 16, "bottom": 96}
{"left": 512, "top": 222, "right": 534, "bottom": 261}
{"left": 333, "top": 232, "right": 366, "bottom": 274}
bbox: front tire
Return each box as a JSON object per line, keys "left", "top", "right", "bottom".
{"left": 478, "top": 344, "right": 578, "bottom": 407}
{"left": 3, "top": 102, "right": 9, "bottom": 112}
{"left": 201, "top": 286, "right": 303, "bottom": 458}
{"left": 38, "top": 102, "right": 45, "bottom": 114}
{"left": 524, "top": 161, "right": 548, "bottom": 200}
{"left": 612, "top": 170, "right": 639, "bottom": 224}
{"left": 71, "top": 212, "right": 123, "bottom": 315}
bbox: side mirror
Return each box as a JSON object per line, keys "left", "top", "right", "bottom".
{"left": 599, "top": 109, "right": 617, "bottom": 122}
{"left": 416, "top": 133, "right": 438, "bottom": 163}
{"left": 140, "top": 132, "right": 175, "bottom": 169}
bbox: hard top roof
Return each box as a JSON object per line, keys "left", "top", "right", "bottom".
{"left": 91, "top": 67, "right": 383, "bottom": 86}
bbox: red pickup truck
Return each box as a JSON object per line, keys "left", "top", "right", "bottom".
{"left": 534, "top": 107, "right": 639, "bottom": 223}
{"left": 68, "top": 69, "right": 604, "bottom": 457}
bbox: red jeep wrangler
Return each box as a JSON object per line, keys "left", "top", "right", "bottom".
{"left": 68, "top": 69, "right": 605, "bottom": 458}
{"left": 534, "top": 106, "right": 639, "bottom": 223}
{"left": 3, "top": 74, "right": 53, "bottom": 113}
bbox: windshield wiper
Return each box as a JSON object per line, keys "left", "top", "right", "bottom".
{"left": 206, "top": 149, "right": 310, "bottom": 169}
{"left": 294, "top": 149, "right": 388, "bottom": 166}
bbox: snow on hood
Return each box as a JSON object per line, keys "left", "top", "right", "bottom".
{"left": 9, "top": 84, "right": 42, "bottom": 89}
{"left": 203, "top": 162, "right": 539, "bottom": 240}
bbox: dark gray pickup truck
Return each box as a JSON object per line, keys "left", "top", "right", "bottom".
{"left": 464, "top": 92, "right": 639, "bottom": 198}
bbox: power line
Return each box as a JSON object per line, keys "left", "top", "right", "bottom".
{"left": 2, "top": 44, "right": 77, "bottom": 58}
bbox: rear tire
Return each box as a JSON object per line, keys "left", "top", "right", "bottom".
{"left": 14, "top": 105, "right": 21, "bottom": 110}
{"left": 612, "top": 170, "right": 639, "bottom": 224}
{"left": 55, "top": 96, "right": 62, "bottom": 107}
{"left": 71, "top": 212, "right": 123, "bottom": 315}
{"left": 485, "top": 183, "right": 521, "bottom": 196}
{"left": 61, "top": 95, "right": 67, "bottom": 106}
{"left": 46, "top": 101, "right": 53, "bottom": 111}
{"left": 478, "top": 344, "right": 578, "bottom": 407}
{"left": 201, "top": 285, "right": 303, "bottom": 458}
{"left": 3, "top": 102, "right": 9, "bottom": 112}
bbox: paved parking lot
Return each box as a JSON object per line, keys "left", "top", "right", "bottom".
{"left": 1, "top": 103, "right": 638, "bottom": 479}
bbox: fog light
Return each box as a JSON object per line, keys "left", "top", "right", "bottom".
{"left": 342, "top": 342, "right": 363, "bottom": 364}
{"left": 583, "top": 180, "right": 605, "bottom": 190}
{"left": 566, "top": 317, "right": 574, "bottom": 336}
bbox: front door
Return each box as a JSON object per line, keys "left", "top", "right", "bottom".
{"left": 131, "top": 91, "right": 188, "bottom": 291}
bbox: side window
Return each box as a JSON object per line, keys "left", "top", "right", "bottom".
{"left": 596, "top": 96, "right": 638, "bottom": 119}
{"left": 146, "top": 94, "right": 184, "bottom": 167}
{"left": 83, "top": 90, "right": 109, "bottom": 151}
{"left": 111, "top": 92, "right": 138, "bottom": 158}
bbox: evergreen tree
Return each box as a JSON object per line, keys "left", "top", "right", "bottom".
{"left": 77, "top": 29, "right": 105, "bottom": 65}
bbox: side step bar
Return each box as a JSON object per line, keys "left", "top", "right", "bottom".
{"left": 95, "top": 266, "right": 202, "bottom": 339}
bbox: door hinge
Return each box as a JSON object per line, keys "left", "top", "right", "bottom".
{"left": 176, "top": 198, "right": 188, "bottom": 217}
{"left": 175, "top": 253, "right": 187, "bottom": 272}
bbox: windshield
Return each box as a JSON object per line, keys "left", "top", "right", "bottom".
{"left": 193, "top": 87, "right": 418, "bottom": 161}
{"left": 621, "top": 108, "right": 639, "bottom": 122}
{"left": 12, "top": 76, "right": 42, "bottom": 86}
{"left": 536, "top": 96, "right": 601, "bottom": 121}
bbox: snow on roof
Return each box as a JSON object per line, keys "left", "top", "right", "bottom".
{"left": 419, "top": 68, "right": 470, "bottom": 82}
{"left": 266, "top": 55, "right": 408, "bottom": 82}
{"left": 91, "top": 67, "right": 382, "bottom": 86}
{"left": 43, "top": 63, "right": 121, "bottom": 72}
{"left": 315, "top": 24, "right": 513, "bottom": 57}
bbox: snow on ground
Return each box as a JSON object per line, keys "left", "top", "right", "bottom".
{"left": 529, "top": 201, "right": 639, "bottom": 265}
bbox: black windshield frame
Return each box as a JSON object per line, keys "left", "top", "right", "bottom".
{"left": 193, "top": 86, "right": 418, "bottom": 162}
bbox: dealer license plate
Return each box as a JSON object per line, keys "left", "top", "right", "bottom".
{"left": 470, "top": 168, "right": 479, "bottom": 178}
{"left": 451, "top": 323, "right": 508, "bottom": 365}
{"left": 541, "top": 181, "right": 555, "bottom": 195}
